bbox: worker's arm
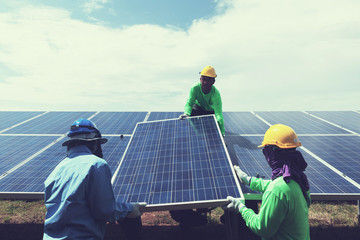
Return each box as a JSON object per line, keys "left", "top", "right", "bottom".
{"left": 239, "top": 190, "right": 287, "bottom": 238}
{"left": 211, "top": 91, "right": 225, "bottom": 135}
{"left": 184, "top": 86, "right": 196, "bottom": 116}
{"left": 249, "top": 176, "right": 272, "bottom": 193}
{"left": 87, "top": 162, "right": 133, "bottom": 222}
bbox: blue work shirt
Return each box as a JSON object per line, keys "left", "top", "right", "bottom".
{"left": 43, "top": 145, "right": 133, "bottom": 240}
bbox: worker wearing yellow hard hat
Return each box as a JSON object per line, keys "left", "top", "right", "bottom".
{"left": 172, "top": 66, "right": 225, "bottom": 229}
{"left": 226, "top": 124, "right": 311, "bottom": 240}
{"left": 179, "top": 65, "right": 225, "bottom": 135}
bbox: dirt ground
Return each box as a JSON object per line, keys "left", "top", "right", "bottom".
{"left": 1, "top": 223, "right": 360, "bottom": 240}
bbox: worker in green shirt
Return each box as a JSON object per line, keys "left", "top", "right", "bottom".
{"left": 179, "top": 65, "right": 225, "bottom": 135}
{"left": 227, "top": 124, "right": 311, "bottom": 240}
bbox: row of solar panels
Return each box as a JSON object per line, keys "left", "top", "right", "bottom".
{"left": 1, "top": 111, "right": 359, "bottom": 135}
{"left": 0, "top": 111, "right": 359, "bottom": 202}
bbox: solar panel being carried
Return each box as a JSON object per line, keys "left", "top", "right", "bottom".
{"left": 111, "top": 115, "right": 243, "bottom": 211}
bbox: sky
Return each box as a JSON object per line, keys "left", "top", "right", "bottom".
{"left": 0, "top": 0, "right": 359, "bottom": 111}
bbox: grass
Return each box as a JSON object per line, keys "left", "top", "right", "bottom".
{"left": 0, "top": 200, "right": 359, "bottom": 240}
{"left": 0, "top": 200, "right": 359, "bottom": 226}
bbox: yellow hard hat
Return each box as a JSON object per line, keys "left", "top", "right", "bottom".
{"left": 258, "top": 124, "right": 302, "bottom": 149}
{"left": 200, "top": 66, "right": 217, "bottom": 78}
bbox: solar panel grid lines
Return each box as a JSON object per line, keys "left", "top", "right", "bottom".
{"left": 0, "top": 111, "right": 47, "bottom": 133}
{"left": 112, "top": 115, "right": 243, "bottom": 211}
{"left": 301, "top": 146, "right": 360, "bottom": 191}
{"left": 254, "top": 111, "right": 350, "bottom": 134}
{"left": 0, "top": 136, "right": 61, "bottom": 178}
{"left": 305, "top": 111, "right": 360, "bottom": 135}
{"left": 147, "top": 111, "right": 183, "bottom": 121}
{"left": 300, "top": 136, "right": 360, "bottom": 188}
{"left": 4, "top": 111, "right": 97, "bottom": 134}
{"left": 0, "top": 140, "right": 66, "bottom": 193}
{"left": 0, "top": 135, "right": 66, "bottom": 182}
{"left": 91, "top": 112, "right": 148, "bottom": 134}
{"left": 223, "top": 112, "right": 269, "bottom": 135}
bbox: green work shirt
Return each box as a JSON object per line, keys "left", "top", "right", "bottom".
{"left": 239, "top": 177, "right": 310, "bottom": 240}
{"left": 184, "top": 82, "right": 225, "bottom": 135}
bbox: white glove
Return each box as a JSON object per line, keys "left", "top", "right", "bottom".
{"left": 179, "top": 114, "right": 189, "bottom": 120}
{"left": 127, "top": 202, "right": 147, "bottom": 218}
{"left": 226, "top": 196, "right": 245, "bottom": 212}
{"left": 234, "top": 165, "right": 251, "bottom": 186}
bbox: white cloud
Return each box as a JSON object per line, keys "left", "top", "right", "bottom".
{"left": 0, "top": 0, "right": 359, "bottom": 111}
{"left": 82, "top": 0, "right": 108, "bottom": 14}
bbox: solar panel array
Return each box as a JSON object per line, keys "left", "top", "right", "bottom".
{"left": 0, "top": 110, "right": 359, "bottom": 204}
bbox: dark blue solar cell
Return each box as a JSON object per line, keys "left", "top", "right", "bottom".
{"left": 112, "top": 115, "right": 242, "bottom": 209}
{"left": 91, "top": 112, "right": 148, "bottom": 134}
{"left": 4, "top": 111, "right": 96, "bottom": 134}
{"left": 225, "top": 135, "right": 360, "bottom": 194}
{"left": 0, "top": 111, "right": 45, "bottom": 132}
{"left": 254, "top": 111, "right": 349, "bottom": 134}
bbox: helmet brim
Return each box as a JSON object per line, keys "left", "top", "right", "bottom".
{"left": 62, "top": 137, "right": 108, "bottom": 147}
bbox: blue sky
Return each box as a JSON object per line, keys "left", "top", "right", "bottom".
{"left": 0, "top": 0, "right": 359, "bottom": 111}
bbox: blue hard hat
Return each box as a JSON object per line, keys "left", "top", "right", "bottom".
{"left": 68, "top": 118, "right": 99, "bottom": 137}
{"left": 62, "top": 118, "right": 107, "bottom": 146}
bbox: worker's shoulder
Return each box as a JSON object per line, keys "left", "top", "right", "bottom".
{"left": 268, "top": 178, "right": 302, "bottom": 199}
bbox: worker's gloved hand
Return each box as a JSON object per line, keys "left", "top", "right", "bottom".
{"left": 179, "top": 114, "right": 189, "bottom": 120}
{"left": 127, "top": 202, "right": 147, "bottom": 218}
{"left": 234, "top": 165, "right": 251, "bottom": 186}
{"left": 226, "top": 196, "right": 245, "bottom": 212}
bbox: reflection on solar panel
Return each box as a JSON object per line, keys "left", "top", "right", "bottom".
{"left": 254, "top": 111, "right": 349, "bottom": 134}
{"left": 225, "top": 135, "right": 360, "bottom": 197}
{"left": 112, "top": 115, "right": 242, "bottom": 211}
{"left": 307, "top": 111, "right": 360, "bottom": 133}
{"left": 223, "top": 112, "right": 269, "bottom": 135}
{"left": 0, "top": 111, "right": 45, "bottom": 131}
{"left": 147, "top": 112, "right": 183, "bottom": 121}
{"left": 92, "top": 112, "right": 148, "bottom": 134}
{"left": 4, "top": 111, "right": 96, "bottom": 134}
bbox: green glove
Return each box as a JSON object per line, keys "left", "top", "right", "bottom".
{"left": 234, "top": 165, "right": 251, "bottom": 186}
{"left": 226, "top": 196, "right": 245, "bottom": 212}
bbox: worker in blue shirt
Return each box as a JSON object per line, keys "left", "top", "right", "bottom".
{"left": 43, "top": 118, "right": 146, "bottom": 240}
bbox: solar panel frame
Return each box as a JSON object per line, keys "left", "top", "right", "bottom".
{"left": 111, "top": 115, "right": 243, "bottom": 211}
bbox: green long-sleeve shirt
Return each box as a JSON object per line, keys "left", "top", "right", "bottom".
{"left": 184, "top": 82, "right": 225, "bottom": 135}
{"left": 239, "top": 177, "right": 310, "bottom": 240}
